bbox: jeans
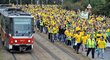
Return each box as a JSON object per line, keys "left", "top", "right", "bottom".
{"left": 48, "top": 33, "right": 52, "bottom": 40}
{"left": 51, "top": 33, "right": 58, "bottom": 43}
{"left": 52, "top": 33, "right": 58, "bottom": 41}
{"left": 76, "top": 43, "right": 82, "bottom": 53}
{"left": 43, "top": 27, "right": 48, "bottom": 33}
{"left": 58, "top": 34, "right": 66, "bottom": 42}
{"left": 66, "top": 40, "right": 72, "bottom": 46}
{"left": 87, "top": 48, "right": 95, "bottom": 59}
{"left": 40, "top": 26, "right": 43, "bottom": 33}
{"left": 97, "top": 48, "right": 104, "bottom": 58}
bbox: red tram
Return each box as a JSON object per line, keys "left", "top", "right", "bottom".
{"left": 0, "top": 7, "right": 34, "bottom": 52}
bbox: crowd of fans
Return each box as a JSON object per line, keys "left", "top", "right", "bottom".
{"left": 22, "top": 5, "right": 110, "bottom": 59}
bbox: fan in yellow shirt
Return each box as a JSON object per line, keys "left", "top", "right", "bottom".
{"left": 98, "top": 37, "right": 106, "bottom": 49}
{"left": 64, "top": 29, "right": 72, "bottom": 46}
{"left": 80, "top": 30, "right": 84, "bottom": 36}
{"left": 96, "top": 16, "right": 101, "bottom": 21}
{"left": 97, "top": 36, "right": 106, "bottom": 58}
{"left": 81, "top": 34, "right": 88, "bottom": 45}
{"left": 74, "top": 32, "right": 81, "bottom": 43}
{"left": 76, "top": 26, "right": 81, "bottom": 32}
{"left": 81, "top": 33, "right": 88, "bottom": 51}
{"left": 64, "top": 29, "right": 72, "bottom": 37}
{"left": 87, "top": 33, "right": 91, "bottom": 39}
{"left": 74, "top": 32, "right": 82, "bottom": 54}
{"left": 96, "top": 32, "right": 102, "bottom": 42}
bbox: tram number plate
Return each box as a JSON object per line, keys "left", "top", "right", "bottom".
{"left": 20, "top": 40, "right": 25, "bottom": 42}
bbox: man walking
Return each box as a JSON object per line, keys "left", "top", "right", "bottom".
{"left": 97, "top": 36, "right": 106, "bottom": 59}
{"left": 86, "top": 35, "right": 96, "bottom": 59}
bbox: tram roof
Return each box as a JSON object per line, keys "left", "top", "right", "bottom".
{"left": 0, "top": 7, "right": 34, "bottom": 18}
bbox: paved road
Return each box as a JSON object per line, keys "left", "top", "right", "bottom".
{"left": 103, "top": 48, "right": 110, "bottom": 60}
{"left": 82, "top": 48, "right": 110, "bottom": 60}
{"left": 80, "top": 45, "right": 110, "bottom": 60}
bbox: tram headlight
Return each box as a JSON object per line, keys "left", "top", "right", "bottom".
{"left": 15, "top": 40, "right": 17, "bottom": 43}
{"left": 28, "top": 40, "right": 31, "bottom": 43}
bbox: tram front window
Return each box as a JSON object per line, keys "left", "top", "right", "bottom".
{"left": 14, "top": 18, "right": 32, "bottom": 36}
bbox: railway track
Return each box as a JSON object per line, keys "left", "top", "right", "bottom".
{"left": 34, "top": 39, "right": 61, "bottom": 60}
{"left": 29, "top": 51, "right": 39, "bottom": 60}
{"left": 53, "top": 43, "right": 80, "bottom": 60}
{"left": 34, "top": 33, "right": 76, "bottom": 60}
{"left": 37, "top": 33, "right": 79, "bottom": 60}
{"left": 4, "top": 49, "right": 37, "bottom": 60}
{"left": 0, "top": 40, "right": 38, "bottom": 60}
{"left": 11, "top": 52, "right": 38, "bottom": 60}
{"left": 0, "top": 40, "right": 17, "bottom": 60}
{"left": 12, "top": 53, "right": 17, "bottom": 60}
{"left": 36, "top": 32, "right": 89, "bottom": 60}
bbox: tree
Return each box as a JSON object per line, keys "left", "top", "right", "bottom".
{"left": 82, "top": 0, "right": 108, "bottom": 15}
{"left": 99, "top": 0, "right": 110, "bottom": 17}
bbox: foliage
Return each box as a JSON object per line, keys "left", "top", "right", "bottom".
{"left": 100, "top": 0, "right": 110, "bottom": 17}
{"left": 82, "top": 0, "right": 106, "bottom": 14}
{"left": 63, "top": 0, "right": 110, "bottom": 17}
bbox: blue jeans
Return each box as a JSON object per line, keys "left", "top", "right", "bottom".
{"left": 43, "top": 27, "right": 48, "bottom": 33}
{"left": 40, "top": 26, "right": 43, "bottom": 33}
{"left": 58, "top": 34, "right": 65, "bottom": 42}
{"left": 97, "top": 48, "right": 104, "bottom": 58}
{"left": 53, "top": 33, "right": 58, "bottom": 40}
